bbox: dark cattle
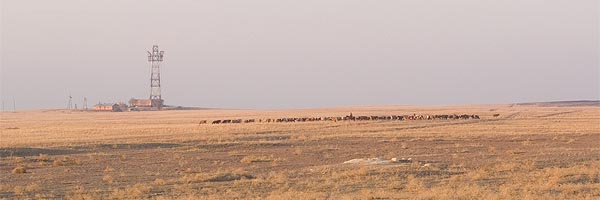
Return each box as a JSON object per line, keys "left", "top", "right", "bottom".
{"left": 493, "top": 114, "right": 500, "bottom": 117}
{"left": 357, "top": 116, "right": 369, "bottom": 120}
{"left": 207, "top": 112, "right": 480, "bottom": 125}
{"left": 345, "top": 113, "right": 355, "bottom": 120}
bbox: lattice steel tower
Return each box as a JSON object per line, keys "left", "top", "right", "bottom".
{"left": 147, "top": 45, "right": 164, "bottom": 108}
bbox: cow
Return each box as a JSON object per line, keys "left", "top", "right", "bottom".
{"left": 212, "top": 120, "right": 222, "bottom": 124}
{"left": 199, "top": 120, "right": 207, "bottom": 124}
{"left": 493, "top": 114, "right": 500, "bottom": 118}
{"left": 345, "top": 113, "right": 356, "bottom": 120}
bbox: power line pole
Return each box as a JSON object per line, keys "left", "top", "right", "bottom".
{"left": 67, "top": 95, "right": 73, "bottom": 110}
{"left": 148, "top": 45, "right": 164, "bottom": 109}
{"left": 83, "top": 97, "right": 88, "bottom": 110}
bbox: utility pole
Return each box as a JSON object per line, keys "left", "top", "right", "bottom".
{"left": 67, "top": 95, "right": 73, "bottom": 110}
{"left": 147, "top": 45, "right": 164, "bottom": 109}
{"left": 83, "top": 97, "right": 88, "bottom": 110}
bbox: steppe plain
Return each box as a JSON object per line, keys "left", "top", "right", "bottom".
{"left": 1, "top": 102, "right": 599, "bottom": 199}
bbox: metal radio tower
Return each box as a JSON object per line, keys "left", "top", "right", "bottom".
{"left": 83, "top": 97, "right": 88, "bottom": 110}
{"left": 147, "top": 45, "right": 164, "bottom": 108}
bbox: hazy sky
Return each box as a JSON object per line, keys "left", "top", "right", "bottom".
{"left": 1, "top": 0, "right": 598, "bottom": 110}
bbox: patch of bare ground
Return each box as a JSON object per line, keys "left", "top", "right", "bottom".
{"left": 0, "top": 105, "right": 598, "bottom": 199}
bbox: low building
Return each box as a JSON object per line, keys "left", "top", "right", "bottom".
{"left": 129, "top": 98, "right": 164, "bottom": 110}
{"left": 93, "top": 103, "right": 128, "bottom": 112}
{"left": 129, "top": 98, "right": 152, "bottom": 107}
{"left": 114, "top": 103, "right": 129, "bottom": 112}
{"left": 93, "top": 103, "right": 114, "bottom": 111}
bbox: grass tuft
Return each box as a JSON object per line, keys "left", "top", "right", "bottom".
{"left": 12, "top": 166, "right": 26, "bottom": 174}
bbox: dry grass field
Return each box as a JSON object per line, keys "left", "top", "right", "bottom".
{"left": 1, "top": 103, "right": 599, "bottom": 199}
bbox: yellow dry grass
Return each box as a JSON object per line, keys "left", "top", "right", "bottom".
{"left": 0, "top": 104, "right": 599, "bottom": 199}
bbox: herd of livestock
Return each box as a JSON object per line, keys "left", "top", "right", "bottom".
{"left": 200, "top": 113, "right": 481, "bottom": 125}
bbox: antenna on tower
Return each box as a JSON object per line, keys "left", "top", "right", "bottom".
{"left": 148, "top": 45, "right": 165, "bottom": 109}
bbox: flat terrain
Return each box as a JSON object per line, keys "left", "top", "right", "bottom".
{"left": 0, "top": 104, "right": 599, "bottom": 199}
